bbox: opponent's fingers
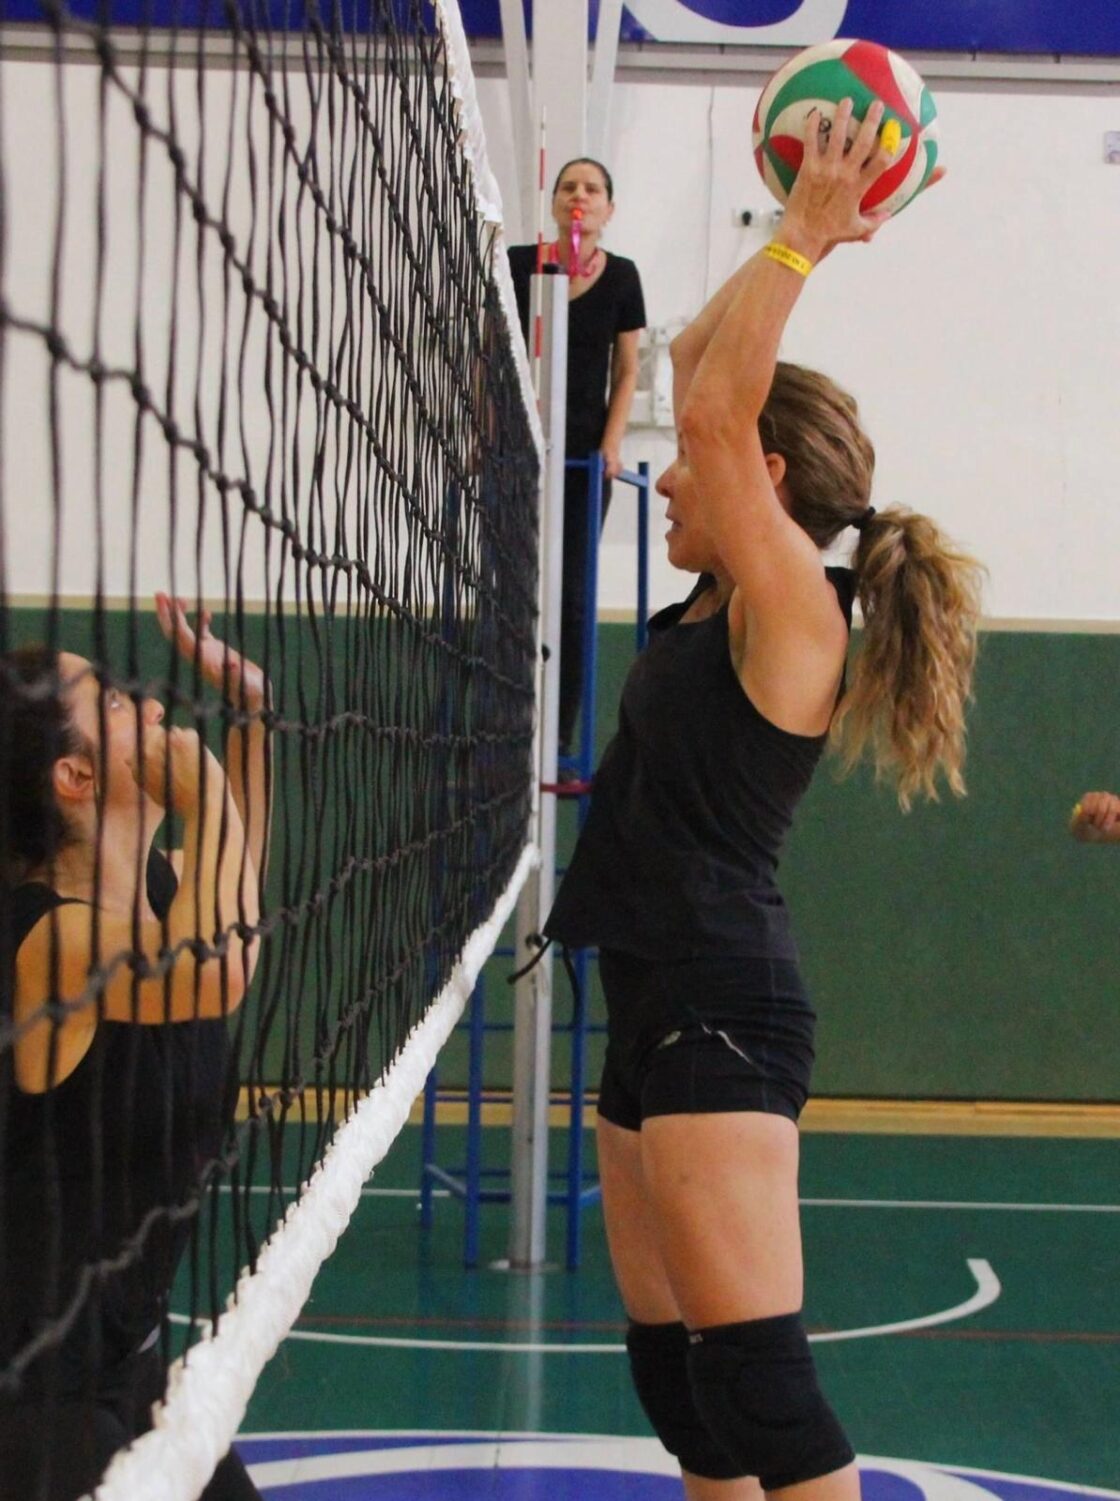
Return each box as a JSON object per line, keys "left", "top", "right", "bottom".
{"left": 154, "top": 590, "right": 181, "bottom": 645}
{"left": 174, "top": 596, "right": 204, "bottom": 637}
{"left": 173, "top": 597, "right": 201, "bottom": 626}
{"left": 161, "top": 596, "right": 196, "bottom": 655}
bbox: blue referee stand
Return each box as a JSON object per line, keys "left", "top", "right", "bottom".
{"left": 420, "top": 451, "right": 651, "bottom": 1269}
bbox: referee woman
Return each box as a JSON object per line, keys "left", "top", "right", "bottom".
{"left": 507, "top": 158, "right": 646, "bottom": 762}
{"left": 546, "top": 103, "right": 981, "bottom": 1498}
{"left": 0, "top": 596, "right": 267, "bottom": 1500}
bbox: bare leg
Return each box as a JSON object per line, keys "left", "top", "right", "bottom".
{"left": 598, "top": 1114, "right": 765, "bottom": 1501}
{"left": 639, "top": 1112, "right": 860, "bottom": 1501}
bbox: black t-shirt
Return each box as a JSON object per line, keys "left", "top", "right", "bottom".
{"left": 545, "top": 570, "right": 856, "bottom": 964}
{"left": 507, "top": 245, "right": 646, "bottom": 457}
{"left": 0, "top": 849, "right": 233, "bottom": 1392}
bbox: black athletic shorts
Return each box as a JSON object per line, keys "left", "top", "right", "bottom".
{"left": 596, "top": 948, "right": 816, "bottom": 1131}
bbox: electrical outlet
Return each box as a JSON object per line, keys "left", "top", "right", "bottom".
{"left": 734, "top": 207, "right": 784, "bottom": 227}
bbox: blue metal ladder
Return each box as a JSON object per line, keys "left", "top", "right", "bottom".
{"left": 419, "top": 455, "right": 651, "bottom": 1269}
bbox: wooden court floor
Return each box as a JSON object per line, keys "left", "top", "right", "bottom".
{"left": 182, "top": 1121, "right": 1120, "bottom": 1499}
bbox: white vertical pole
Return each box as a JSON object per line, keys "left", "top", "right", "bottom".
{"left": 588, "top": 0, "right": 624, "bottom": 160}
{"left": 498, "top": 0, "right": 535, "bottom": 240}
{"left": 531, "top": 0, "right": 588, "bottom": 167}
{"left": 509, "top": 268, "right": 568, "bottom": 1269}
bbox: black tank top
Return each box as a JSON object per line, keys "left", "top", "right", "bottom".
{"left": 0, "top": 850, "right": 232, "bottom": 1393}
{"left": 546, "top": 570, "right": 854, "bottom": 963}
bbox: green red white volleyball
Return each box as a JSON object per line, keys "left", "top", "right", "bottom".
{"left": 752, "top": 39, "right": 940, "bottom": 217}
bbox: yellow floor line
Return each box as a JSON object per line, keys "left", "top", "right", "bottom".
{"left": 237, "top": 1089, "right": 1120, "bottom": 1137}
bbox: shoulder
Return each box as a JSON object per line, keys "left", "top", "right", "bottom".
{"left": 603, "top": 255, "right": 645, "bottom": 328}
{"left": 12, "top": 902, "right": 100, "bottom": 1091}
{"left": 5, "top": 883, "right": 79, "bottom": 957}
{"left": 16, "top": 896, "right": 94, "bottom": 969}
{"left": 605, "top": 254, "right": 642, "bottom": 287}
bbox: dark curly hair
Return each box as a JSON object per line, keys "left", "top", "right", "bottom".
{"left": 0, "top": 645, "right": 90, "bottom": 879}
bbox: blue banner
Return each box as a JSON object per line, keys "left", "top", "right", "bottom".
{"left": 455, "top": 0, "right": 1120, "bottom": 57}
{"left": 8, "top": 0, "right": 1119, "bottom": 54}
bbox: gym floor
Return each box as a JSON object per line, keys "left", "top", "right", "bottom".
{"left": 181, "top": 1114, "right": 1120, "bottom": 1500}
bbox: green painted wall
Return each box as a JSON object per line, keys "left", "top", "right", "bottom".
{"left": 460, "top": 623, "right": 1120, "bottom": 1102}
{"left": 779, "top": 628, "right": 1120, "bottom": 1099}
{"left": 8, "top": 607, "right": 1119, "bottom": 1099}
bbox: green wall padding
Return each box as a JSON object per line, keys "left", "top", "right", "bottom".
{"left": 783, "top": 627, "right": 1120, "bottom": 1098}
{"left": 9, "top": 607, "right": 1119, "bottom": 1100}
{"left": 461, "top": 622, "right": 1120, "bottom": 1103}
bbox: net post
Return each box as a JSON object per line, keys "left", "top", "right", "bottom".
{"left": 588, "top": 0, "right": 624, "bottom": 160}
{"left": 498, "top": 0, "right": 535, "bottom": 239}
{"left": 509, "top": 266, "right": 568, "bottom": 1268}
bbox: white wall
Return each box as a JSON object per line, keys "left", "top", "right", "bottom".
{"left": 3, "top": 51, "right": 1117, "bottom": 626}
{"left": 478, "top": 74, "right": 1120, "bottom": 623}
{"left": 0, "top": 53, "right": 485, "bottom": 614}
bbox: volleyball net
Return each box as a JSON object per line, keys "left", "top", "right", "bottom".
{"left": 0, "top": 0, "right": 541, "bottom": 1494}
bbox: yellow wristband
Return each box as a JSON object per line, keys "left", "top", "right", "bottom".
{"left": 765, "top": 241, "right": 814, "bottom": 277}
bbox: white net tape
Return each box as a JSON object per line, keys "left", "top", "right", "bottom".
{"left": 90, "top": 842, "right": 538, "bottom": 1501}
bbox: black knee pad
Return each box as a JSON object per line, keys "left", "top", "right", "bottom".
{"left": 686, "top": 1312, "right": 855, "bottom": 1491}
{"left": 625, "top": 1321, "right": 744, "bottom": 1481}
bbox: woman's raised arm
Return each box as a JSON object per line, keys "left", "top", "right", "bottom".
{"left": 14, "top": 727, "right": 258, "bottom": 1091}
{"left": 676, "top": 101, "right": 895, "bottom": 628}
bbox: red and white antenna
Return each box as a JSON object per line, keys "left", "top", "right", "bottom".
{"left": 532, "top": 108, "right": 547, "bottom": 396}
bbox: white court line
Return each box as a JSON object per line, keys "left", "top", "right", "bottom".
{"left": 811, "top": 1258, "right": 1000, "bottom": 1344}
{"left": 171, "top": 1258, "right": 1000, "bottom": 1354}
{"left": 222, "top": 1185, "right": 1120, "bottom": 1212}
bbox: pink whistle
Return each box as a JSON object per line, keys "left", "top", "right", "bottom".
{"left": 569, "top": 205, "right": 583, "bottom": 278}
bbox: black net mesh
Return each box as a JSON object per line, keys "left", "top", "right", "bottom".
{"left": 0, "top": 0, "right": 538, "bottom": 1493}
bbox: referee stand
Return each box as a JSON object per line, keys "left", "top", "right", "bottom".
{"left": 419, "top": 451, "right": 651, "bottom": 1269}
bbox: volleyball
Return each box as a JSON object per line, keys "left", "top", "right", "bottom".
{"left": 752, "top": 39, "right": 940, "bottom": 217}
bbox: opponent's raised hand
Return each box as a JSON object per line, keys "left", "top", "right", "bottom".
{"left": 155, "top": 592, "right": 269, "bottom": 712}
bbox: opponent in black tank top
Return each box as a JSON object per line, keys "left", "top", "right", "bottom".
{"left": 546, "top": 568, "right": 854, "bottom": 962}
{"left": 0, "top": 848, "right": 232, "bottom": 1391}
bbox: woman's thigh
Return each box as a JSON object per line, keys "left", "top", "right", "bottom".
{"left": 639, "top": 1111, "right": 803, "bottom": 1330}
{"left": 596, "top": 1113, "right": 683, "bottom": 1325}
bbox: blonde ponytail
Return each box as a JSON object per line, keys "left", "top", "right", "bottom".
{"left": 831, "top": 508, "right": 985, "bottom": 810}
